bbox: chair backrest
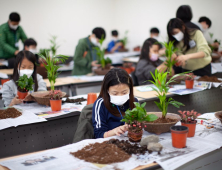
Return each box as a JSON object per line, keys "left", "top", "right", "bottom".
{"left": 131, "top": 71, "right": 139, "bottom": 86}
{"left": 73, "top": 104, "right": 94, "bottom": 143}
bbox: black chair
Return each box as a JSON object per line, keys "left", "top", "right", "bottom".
{"left": 131, "top": 71, "right": 139, "bottom": 86}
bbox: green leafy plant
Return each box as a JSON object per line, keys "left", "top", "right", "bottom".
{"left": 49, "top": 35, "right": 60, "bottom": 57}
{"left": 120, "top": 30, "right": 129, "bottom": 47}
{"left": 38, "top": 51, "right": 68, "bottom": 91}
{"left": 208, "top": 32, "right": 221, "bottom": 52}
{"left": 94, "top": 35, "right": 112, "bottom": 69}
{"left": 185, "top": 73, "right": 195, "bottom": 80}
{"left": 121, "top": 102, "right": 158, "bottom": 132}
{"left": 149, "top": 70, "right": 185, "bottom": 119}
{"left": 17, "top": 74, "right": 34, "bottom": 92}
{"left": 160, "top": 41, "right": 178, "bottom": 76}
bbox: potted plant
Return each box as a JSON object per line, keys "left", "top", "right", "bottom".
{"left": 16, "top": 74, "right": 34, "bottom": 99}
{"left": 49, "top": 90, "right": 63, "bottom": 111}
{"left": 170, "top": 125, "right": 188, "bottom": 148}
{"left": 94, "top": 36, "right": 112, "bottom": 75}
{"left": 185, "top": 73, "right": 195, "bottom": 89}
{"left": 37, "top": 50, "right": 68, "bottom": 109}
{"left": 121, "top": 102, "right": 158, "bottom": 142}
{"left": 178, "top": 110, "right": 201, "bottom": 137}
{"left": 143, "top": 70, "right": 184, "bottom": 134}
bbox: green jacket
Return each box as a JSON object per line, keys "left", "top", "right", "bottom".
{"left": 0, "top": 23, "right": 27, "bottom": 59}
{"left": 72, "top": 37, "right": 97, "bottom": 75}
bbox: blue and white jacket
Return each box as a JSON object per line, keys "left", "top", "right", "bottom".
{"left": 92, "top": 97, "right": 138, "bottom": 138}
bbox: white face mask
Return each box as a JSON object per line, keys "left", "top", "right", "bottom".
{"left": 91, "top": 37, "right": 99, "bottom": 46}
{"left": 152, "top": 35, "right": 158, "bottom": 40}
{"left": 150, "top": 53, "right": 159, "bottom": 62}
{"left": 18, "top": 69, "right": 34, "bottom": 78}
{"left": 9, "top": 24, "right": 18, "bottom": 30}
{"left": 172, "top": 31, "right": 184, "bottom": 42}
{"left": 112, "top": 37, "right": 118, "bottom": 42}
{"left": 109, "top": 93, "right": 129, "bottom": 106}
{"left": 29, "top": 48, "right": 37, "bottom": 54}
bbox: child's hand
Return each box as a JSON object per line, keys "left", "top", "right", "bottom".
{"left": 9, "top": 96, "right": 22, "bottom": 106}
{"left": 113, "top": 125, "right": 128, "bottom": 136}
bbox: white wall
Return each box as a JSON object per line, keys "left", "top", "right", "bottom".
{"left": 0, "top": 0, "right": 115, "bottom": 56}
{"left": 0, "top": 0, "right": 221, "bottom": 55}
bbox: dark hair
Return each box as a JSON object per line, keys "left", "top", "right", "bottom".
{"left": 167, "top": 18, "right": 196, "bottom": 52}
{"left": 176, "top": 5, "right": 193, "bottom": 23}
{"left": 139, "top": 38, "right": 161, "bottom": 66}
{"left": 98, "top": 68, "right": 135, "bottom": 117}
{"left": 199, "top": 16, "right": 212, "bottom": 28}
{"left": 92, "top": 27, "right": 106, "bottom": 39}
{"left": 24, "top": 38, "right": 37, "bottom": 47}
{"left": 13, "top": 51, "right": 38, "bottom": 91}
{"left": 9, "top": 12, "right": 20, "bottom": 22}
{"left": 111, "top": 30, "right": 118, "bottom": 36}
{"left": 150, "top": 27, "right": 160, "bottom": 34}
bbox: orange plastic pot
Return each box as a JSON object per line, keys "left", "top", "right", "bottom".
{"left": 1, "top": 79, "right": 10, "bottom": 85}
{"left": 171, "top": 126, "right": 188, "bottom": 148}
{"left": 185, "top": 80, "right": 194, "bottom": 89}
{"left": 181, "top": 122, "right": 196, "bottom": 137}
{"left": 87, "top": 93, "right": 97, "bottom": 105}
{"left": 17, "top": 90, "right": 28, "bottom": 99}
{"left": 128, "top": 129, "right": 143, "bottom": 142}
{"left": 50, "top": 99, "right": 62, "bottom": 111}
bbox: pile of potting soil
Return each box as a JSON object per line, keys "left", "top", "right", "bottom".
{"left": 107, "top": 139, "right": 148, "bottom": 155}
{"left": 0, "top": 107, "right": 22, "bottom": 119}
{"left": 62, "top": 97, "right": 86, "bottom": 104}
{"left": 70, "top": 141, "right": 131, "bottom": 164}
{"left": 197, "top": 76, "right": 222, "bottom": 82}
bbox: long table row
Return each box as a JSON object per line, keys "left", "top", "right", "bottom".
{"left": 0, "top": 86, "right": 221, "bottom": 170}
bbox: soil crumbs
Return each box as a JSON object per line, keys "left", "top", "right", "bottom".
{"left": 71, "top": 141, "right": 131, "bottom": 164}
{"left": 0, "top": 107, "right": 22, "bottom": 119}
{"left": 152, "top": 117, "right": 177, "bottom": 123}
{"left": 107, "top": 139, "right": 148, "bottom": 155}
{"left": 62, "top": 97, "right": 86, "bottom": 104}
{"left": 197, "top": 76, "right": 222, "bottom": 82}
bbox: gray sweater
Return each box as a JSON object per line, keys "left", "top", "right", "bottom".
{"left": 2, "top": 74, "right": 47, "bottom": 106}
{"left": 135, "top": 59, "right": 162, "bottom": 85}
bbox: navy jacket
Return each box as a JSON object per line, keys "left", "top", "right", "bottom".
{"left": 92, "top": 97, "right": 138, "bottom": 138}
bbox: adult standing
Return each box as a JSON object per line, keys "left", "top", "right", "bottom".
{"left": 0, "top": 12, "right": 27, "bottom": 68}
{"left": 176, "top": 5, "right": 200, "bottom": 30}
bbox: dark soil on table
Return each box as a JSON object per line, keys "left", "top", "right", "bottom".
{"left": 70, "top": 141, "right": 131, "bottom": 164}
{"left": 62, "top": 97, "right": 86, "bottom": 104}
{"left": 0, "top": 107, "right": 22, "bottom": 119}
{"left": 152, "top": 117, "right": 177, "bottom": 123}
{"left": 197, "top": 76, "right": 222, "bottom": 82}
{"left": 218, "top": 114, "right": 222, "bottom": 119}
{"left": 107, "top": 139, "right": 148, "bottom": 155}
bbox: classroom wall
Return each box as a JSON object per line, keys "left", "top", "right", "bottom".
{"left": 0, "top": 0, "right": 221, "bottom": 55}
{"left": 0, "top": 0, "right": 115, "bottom": 56}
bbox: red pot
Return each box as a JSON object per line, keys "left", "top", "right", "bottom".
{"left": 181, "top": 122, "right": 196, "bottom": 137}
{"left": 128, "top": 129, "right": 143, "bottom": 142}
{"left": 87, "top": 93, "right": 97, "bottom": 105}
{"left": 17, "top": 90, "right": 28, "bottom": 99}
{"left": 185, "top": 80, "right": 194, "bottom": 89}
{"left": 171, "top": 126, "right": 188, "bottom": 148}
{"left": 1, "top": 79, "right": 10, "bottom": 85}
{"left": 50, "top": 99, "right": 62, "bottom": 111}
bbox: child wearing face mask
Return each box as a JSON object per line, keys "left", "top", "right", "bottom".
{"left": 92, "top": 68, "right": 138, "bottom": 138}
{"left": 107, "top": 30, "right": 123, "bottom": 53}
{"left": 135, "top": 38, "right": 174, "bottom": 85}
{"left": 2, "top": 51, "right": 47, "bottom": 107}
{"left": 167, "top": 18, "right": 212, "bottom": 76}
